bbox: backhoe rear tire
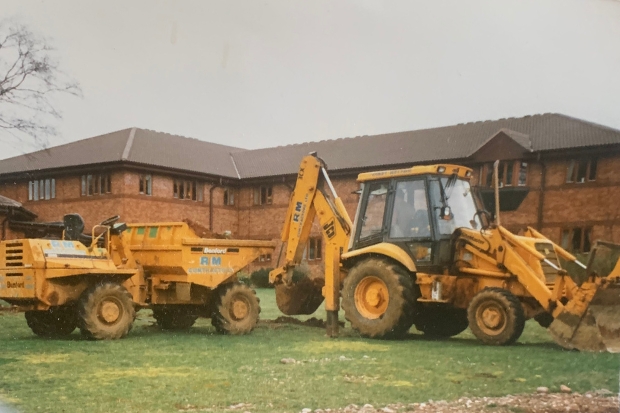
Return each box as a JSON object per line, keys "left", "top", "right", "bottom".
{"left": 212, "top": 283, "right": 260, "bottom": 335}
{"left": 415, "top": 305, "right": 468, "bottom": 338}
{"left": 78, "top": 282, "right": 135, "bottom": 340}
{"left": 467, "top": 288, "right": 525, "bottom": 346}
{"left": 152, "top": 307, "right": 198, "bottom": 330}
{"left": 25, "top": 305, "right": 78, "bottom": 338}
{"left": 342, "top": 258, "right": 417, "bottom": 339}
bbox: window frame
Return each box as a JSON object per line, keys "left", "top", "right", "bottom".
{"left": 81, "top": 173, "right": 111, "bottom": 196}
{"left": 479, "top": 161, "right": 528, "bottom": 187}
{"left": 139, "top": 174, "right": 152, "bottom": 196}
{"left": 306, "top": 237, "right": 322, "bottom": 261}
{"left": 173, "top": 179, "right": 203, "bottom": 201}
{"left": 566, "top": 158, "right": 597, "bottom": 184}
{"left": 253, "top": 185, "right": 273, "bottom": 205}
{"left": 223, "top": 187, "right": 235, "bottom": 206}
{"left": 560, "top": 227, "right": 592, "bottom": 253}
{"left": 28, "top": 178, "right": 56, "bottom": 201}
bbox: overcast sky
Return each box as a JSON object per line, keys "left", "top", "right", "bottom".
{"left": 1, "top": 0, "right": 620, "bottom": 159}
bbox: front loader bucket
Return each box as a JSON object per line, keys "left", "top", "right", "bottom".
{"left": 548, "top": 280, "right": 620, "bottom": 352}
{"left": 275, "top": 277, "right": 325, "bottom": 315}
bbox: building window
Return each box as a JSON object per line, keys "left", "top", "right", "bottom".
{"left": 479, "top": 161, "right": 527, "bottom": 187}
{"left": 258, "top": 254, "right": 272, "bottom": 263}
{"left": 28, "top": 178, "right": 56, "bottom": 201}
{"left": 81, "top": 174, "right": 111, "bottom": 196}
{"left": 253, "top": 186, "right": 273, "bottom": 205}
{"left": 560, "top": 227, "right": 592, "bottom": 253}
{"left": 306, "top": 238, "right": 322, "bottom": 261}
{"left": 173, "top": 179, "right": 203, "bottom": 201}
{"left": 566, "top": 158, "right": 597, "bottom": 183}
{"left": 139, "top": 174, "right": 152, "bottom": 195}
{"left": 223, "top": 187, "right": 235, "bottom": 206}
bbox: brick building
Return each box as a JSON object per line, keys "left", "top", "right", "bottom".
{"left": 1, "top": 113, "right": 619, "bottom": 273}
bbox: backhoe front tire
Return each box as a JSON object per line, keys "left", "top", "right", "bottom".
{"left": 212, "top": 283, "right": 260, "bottom": 335}
{"left": 415, "top": 305, "right": 468, "bottom": 338}
{"left": 152, "top": 307, "right": 198, "bottom": 330}
{"left": 78, "top": 282, "right": 135, "bottom": 340}
{"left": 467, "top": 288, "right": 525, "bottom": 346}
{"left": 25, "top": 305, "right": 78, "bottom": 338}
{"left": 341, "top": 258, "right": 417, "bottom": 339}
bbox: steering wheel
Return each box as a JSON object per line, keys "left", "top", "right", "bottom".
{"left": 100, "top": 215, "right": 120, "bottom": 227}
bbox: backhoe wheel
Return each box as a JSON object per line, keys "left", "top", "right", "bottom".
{"left": 212, "top": 283, "right": 260, "bottom": 335}
{"left": 467, "top": 288, "right": 525, "bottom": 346}
{"left": 152, "top": 307, "right": 198, "bottom": 330}
{"left": 415, "top": 305, "right": 468, "bottom": 338}
{"left": 78, "top": 282, "right": 135, "bottom": 340}
{"left": 341, "top": 258, "right": 417, "bottom": 339}
{"left": 25, "top": 305, "right": 78, "bottom": 338}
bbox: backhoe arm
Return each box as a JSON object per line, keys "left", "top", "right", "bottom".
{"left": 269, "top": 153, "right": 352, "bottom": 285}
{"left": 269, "top": 153, "right": 352, "bottom": 336}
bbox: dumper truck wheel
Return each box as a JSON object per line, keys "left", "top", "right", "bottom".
{"left": 78, "top": 282, "right": 135, "bottom": 340}
{"left": 342, "top": 258, "right": 417, "bottom": 339}
{"left": 25, "top": 306, "right": 78, "bottom": 338}
{"left": 415, "top": 305, "right": 468, "bottom": 338}
{"left": 467, "top": 288, "right": 525, "bottom": 346}
{"left": 152, "top": 307, "right": 198, "bottom": 330}
{"left": 212, "top": 283, "right": 260, "bottom": 335}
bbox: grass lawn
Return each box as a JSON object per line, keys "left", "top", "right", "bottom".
{"left": 0, "top": 289, "right": 618, "bottom": 413}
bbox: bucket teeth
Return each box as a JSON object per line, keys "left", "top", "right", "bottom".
{"left": 275, "top": 277, "right": 325, "bottom": 315}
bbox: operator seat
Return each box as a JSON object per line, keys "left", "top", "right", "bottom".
{"left": 412, "top": 210, "right": 431, "bottom": 237}
{"left": 63, "top": 214, "right": 85, "bottom": 241}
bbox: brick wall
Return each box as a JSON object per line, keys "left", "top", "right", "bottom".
{"left": 1, "top": 153, "right": 619, "bottom": 262}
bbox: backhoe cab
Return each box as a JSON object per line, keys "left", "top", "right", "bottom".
{"left": 271, "top": 153, "right": 620, "bottom": 352}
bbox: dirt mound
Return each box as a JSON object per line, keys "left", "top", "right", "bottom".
{"left": 183, "top": 218, "right": 231, "bottom": 239}
{"left": 262, "top": 316, "right": 327, "bottom": 328}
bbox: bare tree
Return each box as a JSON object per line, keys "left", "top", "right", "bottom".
{"left": 0, "top": 20, "right": 81, "bottom": 152}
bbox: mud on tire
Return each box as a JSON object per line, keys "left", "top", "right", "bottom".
{"left": 467, "top": 287, "right": 525, "bottom": 346}
{"left": 25, "top": 305, "right": 78, "bottom": 338}
{"left": 78, "top": 282, "right": 135, "bottom": 340}
{"left": 152, "top": 307, "right": 198, "bottom": 330}
{"left": 212, "top": 283, "right": 260, "bottom": 335}
{"left": 341, "top": 258, "right": 417, "bottom": 339}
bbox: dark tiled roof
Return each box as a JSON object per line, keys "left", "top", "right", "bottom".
{"left": 482, "top": 129, "right": 533, "bottom": 152}
{"left": 0, "top": 195, "right": 22, "bottom": 208}
{"left": 233, "top": 113, "right": 620, "bottom": 178}
{"left": 1, "top": 113, "right": 619, "bottom": 180}
{"left": 0, "top": 129, "right": 130, "bottom": 175}
{"left": 0, "top": 195, "right": 36, "bottom": 219}
{"left": 126, "top": 128, "right": 244, "bottom": 177}
{"left": 0, "top": 128, "right": 246, "bottom": 178}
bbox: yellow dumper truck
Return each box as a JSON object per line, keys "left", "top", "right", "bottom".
{"left": 0, "top": 214, "right": 274, "bottom": 339}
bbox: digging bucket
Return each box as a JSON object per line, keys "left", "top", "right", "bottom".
{"left": 548, "top": 241, "right": 620, "bottom": 353}
{"left": 275, "top": 277, "right": 325, "bottom": 315}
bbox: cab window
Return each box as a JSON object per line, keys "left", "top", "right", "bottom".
{"left": 359, "top": 182, "right": 388, "bottom": 240}
{"left": 389, "top": 180, "right": 431, "bottom": 239}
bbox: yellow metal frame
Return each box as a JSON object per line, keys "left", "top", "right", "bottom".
{"left": 357, "top": 164, "right": 472, "bottom": 182}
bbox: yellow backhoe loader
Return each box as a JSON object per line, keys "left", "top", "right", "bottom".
{"left": 269, "top": 153, "right": 620, "bottom": 352}
{"left": 0, "top": 215, "right": 274, "bottom": 339}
